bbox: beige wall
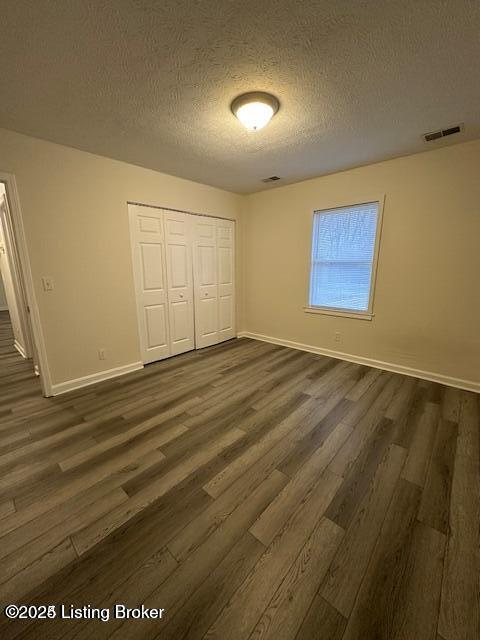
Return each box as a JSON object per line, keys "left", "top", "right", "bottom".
{"left": 1, "top": 125, "right": 478, "bottom": 391}
{"left": 243, "top": 139, "right": 480, "bottom": 386}
{"left": 0, "top": 128, "right": 243, "bottom": 387}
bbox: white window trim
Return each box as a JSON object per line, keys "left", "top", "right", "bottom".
{"left": 304, "top": 306, "right": 374, "bottom": 320}
{"left": 304, "top": 195, "right": 385, "bottom": 319}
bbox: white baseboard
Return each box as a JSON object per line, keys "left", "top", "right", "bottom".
{"left": 51, "top": 361, "right": 144, "bottom": 396}
{"left": 238, "top": 331, "right": 480, "bottom": 394}
{"left": 14, "top": 340, "right": 27, "bottom": 359}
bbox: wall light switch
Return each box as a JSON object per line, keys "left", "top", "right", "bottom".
{"left": 42, "top": 276, "right": 54, "bottom": 292}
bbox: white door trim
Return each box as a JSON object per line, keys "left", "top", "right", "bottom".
{"left": 0, "top": 171, "right": 53, "bottom": 396}
{"left": 127, "top": 201, "right": 236, "bottom": 223}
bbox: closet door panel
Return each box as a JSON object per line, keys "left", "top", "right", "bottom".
{"left": 170, "top": 300, "right": 190, "bottom": 344}
{"left": 193, "top": 217, "right": 219, "bottom": 348}
{"left": 129, "top": 205, "right": 170, "bottom": 364}
{"left": 199, "top": 297, "right": 218, "bottom": 337}
{"left": 141, "top": 243, "right": 165, "bottom": 290}
{"left": 216, "top": 219, "right": 235, "bottom": 341}
{"left": 218, "top": 295, "right": 233, "bottom": 335}
{"left": 145, "top": 304, "right": 168, "bottom": 349}
{"left": 164, "top": 211, "right": 195, "bottom": 355}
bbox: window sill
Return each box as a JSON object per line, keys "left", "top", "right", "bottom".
{"left": 304, "top": 306, "right": 374, "bottom": 321}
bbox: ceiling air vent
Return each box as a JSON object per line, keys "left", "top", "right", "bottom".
{"left": 424, "top": 124, "right": 463, "bottom": 143}
{"left": 261, "top": 176, "right": 281, "bottom": 183}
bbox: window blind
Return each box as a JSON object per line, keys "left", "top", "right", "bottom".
{"left": 309, "top": 202, "right": 379, "bottom": 312}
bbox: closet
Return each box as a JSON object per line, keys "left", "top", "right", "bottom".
{"left": 128, "top": 204, "right": 235, "bottom": 364}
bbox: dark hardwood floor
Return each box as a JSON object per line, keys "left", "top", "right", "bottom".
{"left": 0, "top": 310, "right": 478, "bottom": 639}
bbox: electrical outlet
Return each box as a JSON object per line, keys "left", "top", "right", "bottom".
{"left": 98, "top": 348, "right": 107, "bottom": 361}
{"left": 334, "top": 331, "right": 341, "bottom": 343}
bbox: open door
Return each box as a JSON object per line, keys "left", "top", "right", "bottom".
{"left": 0, "top": 189, "right": 36, "bottom": 362}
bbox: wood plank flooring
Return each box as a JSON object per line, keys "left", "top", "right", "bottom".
{"left": 0, "top": 310, "right": 479, "bottom": 639}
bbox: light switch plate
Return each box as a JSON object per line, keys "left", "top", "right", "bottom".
{"left": 42, "top": 276, "right": 54, "bottom": 291}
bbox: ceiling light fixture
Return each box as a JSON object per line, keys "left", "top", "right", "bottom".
{"left": 231, "top": 92, "right": 280, "bottom": 131}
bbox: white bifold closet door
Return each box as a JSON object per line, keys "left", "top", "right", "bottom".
{"left": 129, "top": 205, "right": 170, "bottom": 364}
{"left": 163, "top": 209, "right": 195, "bottom": 356}
{"left": 216, "top": 218, "right": 236, "bottom": 342}
{"left": 129, "top": 203, "right": 235, "bottom": 364}
{"left": 193, "top": 216, "right": 235, "bottom": 348}
{"left": 129, "top": 204, "right": 195, "bottom": 363}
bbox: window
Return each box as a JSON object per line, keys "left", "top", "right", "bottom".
{"left": 307, "top": 201, "right": 381, "bottom": 317}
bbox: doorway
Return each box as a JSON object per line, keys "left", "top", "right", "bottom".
{"left": 0, "top": 173, "right": 50, "bottom": 396}
{"left": 0, "top": 183, "right": 33, "bottom": 360}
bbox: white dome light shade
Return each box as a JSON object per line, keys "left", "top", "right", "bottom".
{"left": 235, "top": 101, "right": 274, "bottom": 130}
{"left": 231, "top": 92, "right": 280, "bottom": 131}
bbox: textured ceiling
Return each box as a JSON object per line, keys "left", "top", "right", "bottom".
{"left": 0, "top": 1, "right": 479, "bottom": 193}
